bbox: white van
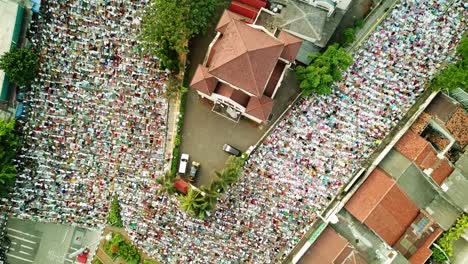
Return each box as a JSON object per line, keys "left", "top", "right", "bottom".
{"left": 178, "top": 153, "right": 190, "bottom": 175}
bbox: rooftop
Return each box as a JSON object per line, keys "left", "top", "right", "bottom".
{"left": 345, "top": 168, "right": 419, "bottom": 246}
{"left": 299, "top": 226, "right": 367, "bottom": 264}
{"left": 208, "top": 12, "right": 285, "bottom": 97}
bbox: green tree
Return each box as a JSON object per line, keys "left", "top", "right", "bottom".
{"left": 164, "top": 76, "right": 188, "bottom": 100}
{"left": 436, "top": 213, "right": 468, "bottom": 258}
{"left": 343, "top": 28, "right": 356, "bottom": 46}
{"left": 188, "top": 0, "right": 224, "bottom": 34}
{"left": 156, "top": 172, "right": 177, "bottom": 195}
{"left": 210, "top": 179, "right": 228, "bottom": 194}
{"left": 0, "top": 119, "right": 18, "bottom": 197}
{"left": 140, "top": 0, "right": 223, "bottom": 72}
{"left": 456, "top": 36, "right": 468, "bottom": 60}
{"left": 0, "top": 48, "right": 39, "bottom": 87}
{"left": 178, "top": 187, "right": 204, "bottom": 217}
{"left": 108, "top": 196, "right": 123, "bottom": 227}
{"left": 430, "top": 246, "right": 448, "bottom": 262}
{"left": 432, "top": 36, "right": 468, "bottom": 92}
{"left": 117, "top": 242, "right": 140, "bottom": 264}
{"left": 295, "top": 44, "right": 353, "bottom": 96}
{"left": 431, "top": 62, "right": 468, "bottom": 92}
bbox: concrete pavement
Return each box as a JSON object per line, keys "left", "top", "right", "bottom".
{"left": 6, "top": 217, "right": 101, "bottom": 264}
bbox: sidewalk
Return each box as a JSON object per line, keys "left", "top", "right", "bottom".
{"left": 163, "top": 97, "right": 180, "bottom": 172}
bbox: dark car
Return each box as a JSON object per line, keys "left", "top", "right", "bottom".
{"left": 189, "top": 161, "right": 200, "bottom": 178}
{"left": 222, "top": 144, "right": 241, "bottom": 156}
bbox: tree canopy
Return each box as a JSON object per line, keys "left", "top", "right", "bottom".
{"left": 295, "top": 44, "right": 353, "bottom": 96}
{"left": 108, "top": 195, "right": 123, "bottom": 227}
{"left": 432, "top": 36, "right": 468, "bottom": 92}
{"left": 139, "top": 0, "right": 223, "bottom": 72}
{"left": 431, "top": 62, "right": 467, "bottom": 92}
{"left": 456, "top": 36, "right": 468, "bottom": 60}
{"left": 0, "top": 48, "right": 39, "bottom": 87}
{"left": 0, "top": 119, "right": 19, "bottom": 197}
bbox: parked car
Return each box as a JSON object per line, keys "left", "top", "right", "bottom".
{"left": 178, "top": 153, "right": 190, "bottom": 175}
{"left": 222, "top": 144, "right": 241, "bottom": 156}
{"left": 189, "top": 161, "right": 200, "bottom": 179}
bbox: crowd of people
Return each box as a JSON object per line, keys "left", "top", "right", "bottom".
{"left": 119, "top": 0, "right": 466, "bottom": 263}
{"left": 2, "top": 0, "right": 168, "bottom": 228}
{"left": 1, "top": 0, "right": 465, "bottom": 263}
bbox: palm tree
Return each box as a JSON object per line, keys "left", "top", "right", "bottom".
{"left": 178, "top": 187, "right": 204, "bottom": 217}
{"left": 211, "top": 179, "right": 228, "bottom": 194}
{"left": 216, "top": 170, "right": 237, "bottom": 185}
{"left": 156, "top": 172, "right": 177, "bottom": 195}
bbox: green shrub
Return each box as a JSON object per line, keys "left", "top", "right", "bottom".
{"left": 343, "top": 28, "right": 356, "bottom": 45}
{"left": 430, "top": 245, "right": 448, "bottom": 262}
{"left": 104, "top": 233, "right": 141, "bottom": 263}
{"left": 117, "top": 242, "right": 140, "bottom": 263}
{"left": 354, "top": 19, "right": 364, "bottom": 30}
{"left": 108, "top": 196, "right": 123, "bottom": 227}
{"left": 436, "top": 213, "right": 468, "bottom": 257}
{"left": 143, "top": 260, "right": 158, "bottom": 264}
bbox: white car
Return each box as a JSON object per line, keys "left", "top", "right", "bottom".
{"left": 178, "top": 153, "right": 190, "bottom": 175}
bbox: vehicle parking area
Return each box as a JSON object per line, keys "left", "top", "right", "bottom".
{"left": 179, "top": 70, "right": 300, "bottom": 187}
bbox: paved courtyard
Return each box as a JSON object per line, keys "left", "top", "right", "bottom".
{"left": 179, "top": 70, "right": 300, "bottom": 186}
{"left": 6, "top": 217, "right": 100, "bottom": 264}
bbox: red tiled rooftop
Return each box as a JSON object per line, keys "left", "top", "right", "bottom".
{"left": 431, "top": 160, "right": 454, "bottom": 185}
{"left": 208, "top": 18, "right": 284, "bottom": 97}
{"left": 299, "top": 226, "right": 348, "bottom": 264}
{"left": 364, "top": 185, "right": 419, "bottom": 246}
{"left": 216, "top": 9, "right": 249, "bottom": 33}
{"left": 191, "top": 65, "right": 218, "bottom": 95}
{"left": 277, "top": 31, "right": 303, "bottom": 62}
{"left": 414, "top": 144, "right": 438, "bottom": 170}
{"left": 346, "top": 168, "right": 419, "bottom": 246}
{"left": 174, "top": 179, "right": 189, "bottom": 194}
{"left": 245, "top": 95, "right": 274, "bottom": 121}
{"left": 345, "top": 168, "right": 395, "bottom": 222}
{"left": 395, "top": 130, "right": 429, "bottom": 161}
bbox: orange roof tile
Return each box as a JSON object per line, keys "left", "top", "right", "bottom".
{"left": 395, "top": 130, "right": 429, "bottom": 161}
{"left": 431, "top": 160, "right": 454, "bottom": 185}
{"left": 414, "top": 144, "right": 438, "bottom": 170}
{"left": 216, "top": 10, "right": 248, "bottom": 33}
{"left": 364, "top": 185, "right": 419, "bottom": 246}
{"left": 278, "top": 31, "right": 303, "bottom": 62}
{"left": 299, "top": 226, "right": 348, "bottom": 264}
{"left": 190, "top": 65, "right": 218, "bottom": 95}
{"left": 245, "top": 95, "right": 274, "bottom": 121}
{"left": 345, "top": 168, "right": 395, "bottom": 222}
{"left": 174, "top": 179, "right": 189, "bottom": 194}
{"left": 208, "top": 19, "right": 284, "bottom": 97}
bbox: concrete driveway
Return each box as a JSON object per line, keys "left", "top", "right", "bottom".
{"left": 179, "top": 71, "right": 300, "bottom": 187}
